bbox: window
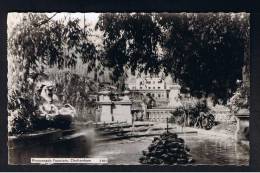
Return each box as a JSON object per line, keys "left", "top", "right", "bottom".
{"left": 158, "top": 87, "right": 160, "bottom": 89}
{"left": 158, "top": 94, "right": 161, "bottom": 98}
{"left": 148, "top": 87, "right": 151, "bottom": 89}
{"left": 153, "top": 87, "right": 155, "bottom": 89}
{"left": 140, "top": 87, "right": 142, "bottom": 89}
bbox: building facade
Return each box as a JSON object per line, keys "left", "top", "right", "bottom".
{"left": 128, "top": 76, "right": 180, "bottom": 106}
{"left": 95, "top": 75, "right": 183, "bottom": 123}
{"left": 127, "top": 76, "right": 182, "bottom": 122}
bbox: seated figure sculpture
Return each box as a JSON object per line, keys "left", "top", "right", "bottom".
{"left": 35, "top": 81, "right": 76, "bottom": 129}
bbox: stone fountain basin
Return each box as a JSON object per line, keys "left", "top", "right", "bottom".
{"left": 8, "top": 128, "right": 92, "bottom": 165}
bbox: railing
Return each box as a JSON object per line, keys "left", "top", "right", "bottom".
{"left": 145, "top": 108, "right": 232, "bottom": 123}
{"left": 145, "top": 108, "right": 177, "bottom": 122}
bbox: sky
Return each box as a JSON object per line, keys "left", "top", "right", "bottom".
{"left": 55, "top": 13, "right": 99, "bottom": 23}
{"left": 7, "top": 12, "right": 104, "bottom": 50}
{"left": 47, "top": 12, "right": 100, "bottom": 28}
{"left": 7, "top": 12, "right": 101, "bottom": 37}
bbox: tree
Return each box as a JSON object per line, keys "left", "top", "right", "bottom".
{"left": 156, "top": 13, "right": 249, "bottom": 103}
{"left": 8, "top": 13, "right": 97, "bottom": 134}
{"left": 96, "top": 13, "right": 162, "bottom": 82}
{"left": 96, "top": 13, "right": 249, "bottom": 103}
{"left": 9, "top": 13, "right": 97, "bottom": 92}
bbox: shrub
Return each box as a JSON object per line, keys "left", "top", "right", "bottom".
{"left": 8, "top": 95, "right": 40, "bottom": 135}
{"left": 228, "top": 80, "right": 249, "bottom": 114}
{"left": 169, "top": 107, "right": 185, "bottom": 125}
{"left": 170, "top": 98, "right": 213, "bottom": 129}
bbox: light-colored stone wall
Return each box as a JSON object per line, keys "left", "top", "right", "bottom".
{"left": 113, "top": 104, "right": 132, "bottom": 123}
{"left": 100, "top": 104, "right": 113, "bottom": 122}
{"left": 98, "top": 99, "right": 132, "bottom": 123}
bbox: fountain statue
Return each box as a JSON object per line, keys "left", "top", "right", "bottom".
{"left": 35, "top": 80, "right": 76, "bottom": 129}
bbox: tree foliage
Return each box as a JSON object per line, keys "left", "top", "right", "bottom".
{"left": 8, "top": 14, "right": 97, "bottom": 92}
{"left": 97, "top": 13, "right": 249, "bottom": 103}
{"left": 8, "top": 12, "right": 250, "bottom": 133}
{"left": 157, "top": 13, "right": 249, "bottom": 103}
{"left": 8, "top": 13, "right": 97, "bottom": 133}
{"left": 8, "top": 12, "right": 250, "bottom": 108}
{"left": 96, "top": 13, "right": 162, "bottom": 81}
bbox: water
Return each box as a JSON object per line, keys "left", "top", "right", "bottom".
{"left": 89, "top": 134, "right": 249, "bottom": 165}
{"left": 8, "top": 129, "right": 95, "bottom": 165}
{"left": 9, "top": 129, "right": 249, "bottom": 165}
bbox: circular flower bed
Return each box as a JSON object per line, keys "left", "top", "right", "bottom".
{"left": 139, "top": 132, "right": 193, "bottom": 165}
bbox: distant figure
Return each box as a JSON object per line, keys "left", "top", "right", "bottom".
{"left": 35, "top": 81, "right": 76, "bottom": 129}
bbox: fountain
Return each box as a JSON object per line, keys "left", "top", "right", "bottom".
{"left": 8, "top": 80, "right": 95, "bottom": 164}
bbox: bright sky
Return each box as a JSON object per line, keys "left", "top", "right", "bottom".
{"left": 7, "top": 12, "right": 101, "bottom": 36}
{"left": 47, "top": 12, "right": 100, "bottom": 27}
{"left": 7, "top": 12, "right": 104, "bottom": 48}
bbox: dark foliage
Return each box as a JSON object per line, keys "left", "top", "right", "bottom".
{"left": 8, "top": 14, "right": 97, "bottom": 134}
{"left": 97, "top": 13, "right": 249, "bottom": 103}
{"left": 170, "top": 99, "right": 215, "bottom": 130}
{"left": 156, "top": 13, "right": 249, "bottom": 103}
{"left": 8, "top": 13, "right": 249, "bottom": 134}
{"left": 140, "top": 132, "right": 193, "bottom": 164}
{"left": 96, "top": 13, "right": 162, "bottom": 81}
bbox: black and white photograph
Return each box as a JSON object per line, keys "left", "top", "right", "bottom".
{"left": 7, "top": 12, "right": 250, "bottom": 165}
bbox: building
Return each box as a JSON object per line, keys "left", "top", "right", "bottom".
{"left": 128, "top": 77, "right": 172, "bottom": 100}
{"left": 95, "top": 75, "right": 183, "bottom": 123}
{"left": 128, "top": 77, "right": 166, "bottom": 90}
{"left": 126, "top": 75, "right": 182, "bottom": 122}
{"left": 127, "top": 76, "right": 181, "bottom": 107}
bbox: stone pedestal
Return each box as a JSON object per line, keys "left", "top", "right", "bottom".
{"left": 99, "top": 102, "right": 113, "bottom": 123}
{"left": 98, "top": 91, "right": 113, "bottom": 123}
{"left": 112, "top": 90, "right": 132, "bottom": 123}
{"left": 235, "top": 108, "right": 249, "bottom": 144}
{"left": 97, "top": 90, "right": 132, "bottom": 123}
{"left": 113, "top": 101, "right": 132, "bottom": 123}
